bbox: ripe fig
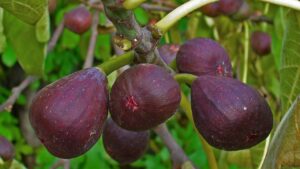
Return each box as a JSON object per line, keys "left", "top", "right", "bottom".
{"left": 64, "top": 6, "right": 92, "bottom": 34}
{"left": 110, "top": 64, "right": 181, "bottom": 131}
{"left": 200, "top": 2, "right": 221, "bottom": 17}
{"left": 251, "top": 31, "right": 271, "bottom": 56}
{"left": 219, "top": 0, "right": 244, "bottom": 16}
{"left": 103, "top": 118, "right": 149, "bottom": 164}
{"left": 0, "top": 136, "right": 15, "bottom": 161}
{"left": 158, "top": 44, "right": 180, "bottom": 65}
{"left": 29, "top": 68, "right": 108, "bottom": 158}
{"left": 191, "top": 75, "right": 273, "bottom": 150}
{"left": 176, "top": 38, "right": 232, "bottom": 77}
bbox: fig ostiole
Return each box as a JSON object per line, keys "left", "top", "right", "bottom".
{"left": 0, "top": 136, "right": 15, "bottom": 161}
{"left": 109, "top": 64, "right": 181, "bottom": 131}
{"left": 29, "top": 68, "right": 108, "bottom": 158}
{"left": 103, "top": 118, "right": 149, "bottom": 164}
{"left": 191, "top": 75, "right": 273, "bottom": 150}
{"left": 176, "top": 38, "right": 233, "bottom": 77}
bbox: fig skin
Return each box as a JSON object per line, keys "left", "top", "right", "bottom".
{"left": 231, "top": 0, "right": 251, "bottom": 21}
{"left": 103, "top": 118, "right": 149, "bottom": 164}
{"left": 200, "top": 2, "right": 221, "bottom": 17}
{"left": 251, "top": 31, "right": 271, "bottom": 56}
{"left": 110, "top": 64, "right": 181, "bottom": 131}
{"left": 64, "top": 6, "right": 92, "bottom": 34}
{"left": 219, "top": 0, "right": 244, "bottom": 16}
{"left": 48, "top": 0, "right": 57, "bottom": 14}
{"left": 191, "top": 75, "right": 273, "bottom": 150}
{"left": 176, "top": 38, "right": 232, "bottom": 77}
{"left": 29, "top": 68, "right": 108, "bottom": 158}
{"left": 0, "top": 136, "right": 15, "bottom": 161}
{"left": 158, "top": 44, "right": 180, "bottom": 65}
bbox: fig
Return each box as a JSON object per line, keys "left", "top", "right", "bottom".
{"left": 219, "top": 0, "right": 244, "bottom": 16}
{"left": 176, "top": 38, "right": 232, "bottom": 77}
{"left": 200, "top": 2, "right": 221, "bottom": 17}
{"left": 158, "top": 44, "right": 180, "bottom": 65}
{"left": 103, "top": 118, "right": 149, "bottom": 164}
{"left": 29, "top": 68, "right": 108, "bottom": 158}
{"left": 251, "top": 31, "right": 271, "bottom": 56}
{"left": 231, "top": 0, "right": 251, "bottom": 21}
{"left": 64, "top": 6, "right": 92, "bottom": 34}
{"left": 0, "top": 136, "right": 15, "bottom": 161}
{"left": 110, "top": 64, "right": 181, "bottom": 131}
{"left": 191, "top": 75, "right": 273, "bottom": 150}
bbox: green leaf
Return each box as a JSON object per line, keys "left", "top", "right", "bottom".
{"left": 134, "top": 7, "right": 149, "bottom": 25}
{"left": 61, "top": 29, "right": 80, "bottom": 49}
{"left": 280, "top": 11, "right": 300, "bottom": 114}
{"left": 3, "top": 11, "right": 46, "bottom": 76}
{"left": 0, "top": 0, "right": 47, "bottom": 25}
{"left": 35, "top": 8, "right": 50, "bottom": 43}
{"left": 261, "top": 97, "right": 300, "bottom": 169}
{"left": 2, "top": 43, "right": 16, "bottom": 67}
{"left": 0, "top": 8, "right": 6, "bottom": 53}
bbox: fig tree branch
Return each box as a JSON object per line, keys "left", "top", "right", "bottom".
{"left": 83, "top": 10, "right": 100, "bottom": 69}
{"left": 154, "top": 124, "right": 197, "bottom": 169}
{"left": 0, "top": 20, "right": 65, "bottom": 113}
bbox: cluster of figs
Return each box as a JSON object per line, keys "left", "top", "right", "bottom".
{"left": 29, "top": 33, "right": 273, "bottom": 164}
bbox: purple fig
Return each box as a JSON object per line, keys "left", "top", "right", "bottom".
{"left": 200, "top": 2, "right": 221, "bottom": 17}
{"left": 176, "top": 38, "right": 232, "bottom": 77}
{"left": 110, "top": 64, "right": 181, "bottom": 131}
{"left": 191, "top": 75, "right": 273, "bottom": 150}
{"left": 0, "top": 136, "right": 15, "bottom": 161}
{"left": 219, "top": 0, "right": 244, "bottom": 16}
{"left": 158, "top": 44, "right": 180, "bottom": 65}
{"left": 251, "top": 31, "right": 271, "bottom": 56}
{"left": 103, "top": 118, "right": 149, "bottom": 164}
{"left": 231, "top": 0, "right": 251, "bottom": 21}
{"left": 64, "top": 6, "right": 92, "bottom": 34}
{"left": 29, "top": 68, "right": 108, "bottom": 158}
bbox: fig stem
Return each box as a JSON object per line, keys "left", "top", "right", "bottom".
{"left": 97, "top": 51, "right": 135, "bottom": 75}
{"left": 174, "top": 74, "right": 197, "bottom": 85}
{"left": 180, "top": 92, "right": 219, "bottom": 169}
{"left": 155, "top": 0, "right": 218, "bottom": 34}
{"left": 123, "top": 0, "right": 147, "bottom": 10}
{"left": 242, "top": 22, "right": 249, "bottom": 83}
{"left": 260, "top": 0, "right": 300, "bottom": 11}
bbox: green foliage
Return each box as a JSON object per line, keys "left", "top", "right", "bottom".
{"left": 280, "top": 10, "right": 300, "bottom": 114}
{"left": 3, "top": 12, "right": 46, "bottom": 76}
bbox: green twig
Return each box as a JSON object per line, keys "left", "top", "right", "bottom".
{"left": 174, "top": 74, "right": 197, "bottom": 85}
{"left": 97, "top": 51, "right": 135, "bottom": 75}
{"left": 155, "top": 0, "right": 218, "bottom": 34}
{"left": 123, "top": 0, "right": 147, "bottom": 9}
{"left": 242, "top": 22, "right": 249, "bottom": 83}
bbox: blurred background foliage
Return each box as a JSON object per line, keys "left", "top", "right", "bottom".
{"left": 0, "top": 0, "right": 297, "bottom": 168}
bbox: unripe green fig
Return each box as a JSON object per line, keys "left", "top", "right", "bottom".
{"left": 64, "top": 6, "right": 92, "bottom": 34}
{"left": 29, "top": 68, "right": 108, "bottom": 158}
{"left": 0, "top": 136, "right": 15, "bottom": 161}
{"left": 200, "top": 2, "right": 221, "bottom": 17}
{"left": 176, "top": 38, "right": 232, "bottom": 77}
{"left": 219, "top": 0, "right": 244, "bottom": 16}
{"left": 103, "top": 118, "right": 149, "bottom": 164}
{"left": 191, "top": 75, "right": 273, "bottom": 150}
{"left": 110, "top": 64, "right": 181, "bottom": 131}
{"left": 158, "top": 44, "right": 180, "bottom": 65}
{"left": 251, "top": 31, "right": 271, "bottom": 56}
